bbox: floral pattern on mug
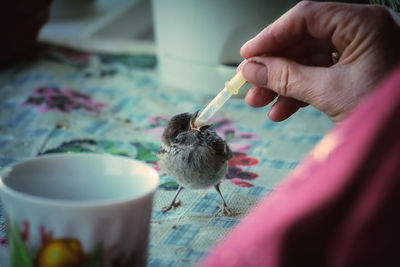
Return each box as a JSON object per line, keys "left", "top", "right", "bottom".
{"left": 7, "top": 220, "right": 137, "bottom": 267}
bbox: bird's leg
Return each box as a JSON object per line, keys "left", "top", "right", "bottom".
{"left": 162, "top": 186, "right": 184, "bottom": 213}
{"left": 214, "top": 184, "right": 233, "bottom": 216}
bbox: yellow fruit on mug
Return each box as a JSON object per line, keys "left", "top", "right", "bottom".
{"left": 36, "top": 238, "right": 85, "bottom": 267}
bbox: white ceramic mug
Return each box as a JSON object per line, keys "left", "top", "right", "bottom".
{"left": 152, "top": 0, "right": 296, "bottom": 96}
{"left": 0, "top": 153, "right": 159, "bottom": 267}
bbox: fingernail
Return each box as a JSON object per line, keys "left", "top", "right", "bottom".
{"left": 241, "top": 59, "right": 268, "bottom": 87}
{"left": 236, "top": 60, "right": 247, "bottom": 72}
{"left": 267, "top": 106, "right": 274, "bottom": 119}
{"left": 240, "top": 39, "right": 253, "bottom": 55}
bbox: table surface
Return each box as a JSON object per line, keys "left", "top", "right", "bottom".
{"left": 0, "top": 44, "right": 333, "bottom": 266}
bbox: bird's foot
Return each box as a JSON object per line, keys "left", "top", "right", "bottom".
{"left": 161, "top": 200, "right": 182, "bottom": 213}
{"left": 218, "top": 203, "right": 233, "bottom": 216}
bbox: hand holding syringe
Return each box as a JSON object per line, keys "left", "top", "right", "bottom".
{"left": 193, "top": 71, "right": 247, "bottom": 128}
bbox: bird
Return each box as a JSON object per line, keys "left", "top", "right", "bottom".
{"left": 157, "top": 111, "right": 233, "bottom": 215}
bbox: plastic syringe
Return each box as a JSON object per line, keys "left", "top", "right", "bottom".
{"left": 193, "top": 70, "right": 247, "bottom": 128}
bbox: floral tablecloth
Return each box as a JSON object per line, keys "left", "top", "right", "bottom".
{"left": 0, "top": 44, "right": 333, "bottom": 266}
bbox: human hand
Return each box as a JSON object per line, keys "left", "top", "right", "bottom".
{"left": 239, "top": 1, "right": 400, "bottom": 122}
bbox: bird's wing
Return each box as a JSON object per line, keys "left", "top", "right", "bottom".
{"left": 206, "top": 131, "right": 233, "bottom": 160}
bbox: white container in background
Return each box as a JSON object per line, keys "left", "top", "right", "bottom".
{"left": 152, "top": 0, "right": 296, "bottom": 96}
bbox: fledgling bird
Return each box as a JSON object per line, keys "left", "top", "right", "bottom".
{"left": 157, "top": 111, "right": 233, "bottom": 215}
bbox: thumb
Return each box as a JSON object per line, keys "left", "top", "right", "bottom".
{"left": 241, "top": 57, "right": 334, "bottom": 106}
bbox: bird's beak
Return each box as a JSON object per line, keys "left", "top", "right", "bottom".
{"left": 190, "top": 110, "right": 200, "bottom": 130}
{"left": 190, "top": 110, "right": 211, "bottom": 131}
{"left": 191, "top": 110, "right": 200, "bottom": 120}
{"left": 199, "top": 124, "right": 211, "bottom": 132}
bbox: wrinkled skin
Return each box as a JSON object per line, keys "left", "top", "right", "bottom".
{"left": 239, "top": 1, "right": 400, "bottom": 122}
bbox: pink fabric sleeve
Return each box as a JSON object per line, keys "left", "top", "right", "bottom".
{"left": 199, "top": 64, "right": 400, "bottom": 267}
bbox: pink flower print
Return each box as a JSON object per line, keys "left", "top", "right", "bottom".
{"left": 229, "top": 178, "right": 254, "bottom": 188}
{"left": 146, "top": 115, "right": 169, "bottom": 127}
{"left": 238, "top": 132, "right": 260, "bottom": 141}
{"left": 23, "top": 87, "right": 106, "bottom": 114}
{"left": 225, "top": 166, "right": 258, "bottom": 181}
{"left": 225, "top": 152, "right": 259, "bottom": 187}
{"left": 149, "top": 161, "right": 161, "bottom": 172}
{"left": 145, "top": 127, "right": 165, "bottom": 140}
{"left": 229, "top": 143, "right": 252, "bottom": 153}
{"left": 229, "top": 152, "right": 259, "bottom": 167}
{"left": 145, "top": 116, "right": 170, "bottom": 139}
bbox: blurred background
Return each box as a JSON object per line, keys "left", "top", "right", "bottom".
{"left": 7, "top": 0, "right": 386, "bottom": 94}
{"left": 39, "top": 0, "right": 155, "bottom": 54}
{"left": 40, "top": 0, "right": 299, "bottom": 94}
{"left": 38, "top": 0, "right": 378, "bottom": 94}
